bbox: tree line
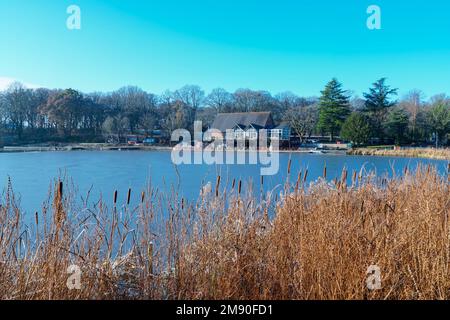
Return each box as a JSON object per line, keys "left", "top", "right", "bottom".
{"left": 316, "top": 78, "right": 449, "bottom": 146}
{"left": 0, "top": 79, "right": 448, "bottom": 146}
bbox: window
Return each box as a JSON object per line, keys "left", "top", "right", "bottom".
{"left": 270, "top": 129, "right": 281, "bottom": 139}
{"left": 235, "top": 129, "right": 245, "bottom": 140}
{"left": 247, "top": 129, "right": 257, "bottom": 140}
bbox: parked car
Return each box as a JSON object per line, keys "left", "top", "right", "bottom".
{"left": 143, "top": 137, "right": 156, "bottom": 145}
{"left": 127, "top": 136, "right": 139, "bottom": 145}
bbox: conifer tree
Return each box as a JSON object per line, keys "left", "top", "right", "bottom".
{"left": 363, "top": 78, "right": 398, "bottom": 140}
{"left": 317, "top": 78, "right": 351, "bottom": 141}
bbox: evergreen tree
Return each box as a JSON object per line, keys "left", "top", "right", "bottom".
{"left": 317, "top": 78, "right": 351, "bottom": 141}
{"left": 384, "top": 108, "right": 409, "bottom": 145}
{"left": 363, "top": 78, "right": 398, "bottom": 140}
{"left": 341, "top": 112, "right": 372, "bottom": 146}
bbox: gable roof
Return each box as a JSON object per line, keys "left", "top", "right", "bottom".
{"left": 232, "top": 124, "right": 246, "bottom": 130}
{"left": 275, "top": 121, "right": 291, "bottom": 129}
{"left": 211, "top": 112, "right": 274, "bottom": 132}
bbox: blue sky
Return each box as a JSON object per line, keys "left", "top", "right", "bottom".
{"left": 0, "top": 0, "right": 449, "bottom": 97}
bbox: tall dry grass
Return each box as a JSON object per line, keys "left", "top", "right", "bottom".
{"left": 0, "top": 164, "right": 449, "bottom": 300}
{"left": 348, "top": 147, "right": 450, "bottom": 160}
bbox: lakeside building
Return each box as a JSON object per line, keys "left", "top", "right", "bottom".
{"left": 210, "top": 112, "right": 291, "bottom": 142}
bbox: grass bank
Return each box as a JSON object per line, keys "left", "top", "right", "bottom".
{"left": 0, "top": 165, "right": 449, "bottom": 299}
{"left": 348, "top": 147, "right": 450, "bottom": 160}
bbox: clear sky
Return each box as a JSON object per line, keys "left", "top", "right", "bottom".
{"left": 0, "top": 0, "right": 449, "bottom": 98}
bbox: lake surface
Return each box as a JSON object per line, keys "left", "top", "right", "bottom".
{"left": 0, "top": 150, "right": 448, "bottom": 216}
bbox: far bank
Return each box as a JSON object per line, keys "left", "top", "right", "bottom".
{"left": 348, "top": 147, "right": 450, "bottom": 160}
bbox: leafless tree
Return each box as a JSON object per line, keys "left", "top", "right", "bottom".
{"left": 283, "top": 104, "right": 318, "bottom": 143}
{"left": 3, "top": 82, "right": 32, "bottom": 138}
{"left": 205, "top": 88, "right": 233, "bottom": 112}
{"left": 400, "top": 90, "right": 425, "bottom": 142}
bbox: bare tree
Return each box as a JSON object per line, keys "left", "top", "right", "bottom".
{"left": 3, "top": 82, "right": 32, "bottom": 138}
{"left": 275, "top": 92, "right": 316, "bottom": 122}
{"left": 400, "top": 90, "right": 425, "bottom": 142}
{"left": 233, "top": 89, "right": 278, "bottom": 115}
{"left": 110, "top": 86, "right": 156, "bottom": 133}
{"left": 350, "top": 96, "right": 366, "bottom": 111}
{"left": 205, "top": 88, "right": 233, "bottom": 112}
{"left": 173, "top": 85, "right": 205, "bottom": 110}
{"left": 283, "top": 105, "right": 318, "bottom": 143}
{"left": 275, "top": 91, "right": 299, "bottom": 110}
{"left": 102, "top": 115, "right": 129, "bottom": 142}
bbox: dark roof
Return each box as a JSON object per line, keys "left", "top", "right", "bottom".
{"left": 275, "top": 121, "right": 291, "bottom": 129}
{"left": 211, "top": 112, "right": 274, "bottom": 132}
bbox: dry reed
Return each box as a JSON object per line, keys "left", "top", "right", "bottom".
{"left": 0, "top": 165, "right": 449, "bottom": 300}
{"left": 348, "top": 147, "right": 450, "bottom": 160}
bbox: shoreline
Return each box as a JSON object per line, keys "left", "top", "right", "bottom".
{"left": 347, "top": 147, "right": 450, "bottom": 161}
{"left": 1, "top": 144, "right": 449, "bottom": 161}
{"left": 3, "top": 144, "right": 449, "bottom": 160}
{"left": 0, "top": 144, "right": 173, "bottom": 153}
{"left": 0, "top": 143, "right": 348, "bottom": 155}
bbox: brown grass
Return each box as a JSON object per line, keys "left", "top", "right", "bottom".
{"left": 348, "top": 147, "right": 450, "bottom": 160}
{"left": 0, "top": 165, "right": 449, "bottom": 300}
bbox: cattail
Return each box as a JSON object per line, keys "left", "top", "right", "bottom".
{"left": 295, "top": 170, "right": 302, "bottom": 191}
{"left": 303, "top": 169, "right": 308, "bottom": 183}
{"left": 260, "top": 175, "right": 264, "bottom": 186}
{"left": 323, "top": 164, "right": 327, "bottom": 179}
{"left": 141, "top": 191, "right": 145, "bottom": 203}
{"left": 232, "top": 178, "right": 236, "bottom": 189}
{"left": 287, "top": 158, "right": 292, "bottom": 175}
{"left": 127, "top": 188, "right": 132, "bottom": 205}
{"left": 58, "top": 181, "right": 63, "bottom": 199}
{"left": 113, "top": 190, "right": 118, "bottom": 205}
{"left": 54, "top": 181, "right": 65, "bottom": 226}
{"left": 181, "top": 197, "right": 185, "bottom": 210}
{"left": 352, "top": 170, "right": 357, "bottom": 186}
{"left": 148, "top": 242, "right": 153, "bottom": 275}
{"left": 238, "top": 180, "right": 242, "bottom": 194}
{"left": 35, "top": 211, "right": 40, "bottom": 243}
{"left": 341, "top": 168, "right": 347, "bottom": 187}
{"left": 215, "top": 175, "right": 221, "bottom": 197}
